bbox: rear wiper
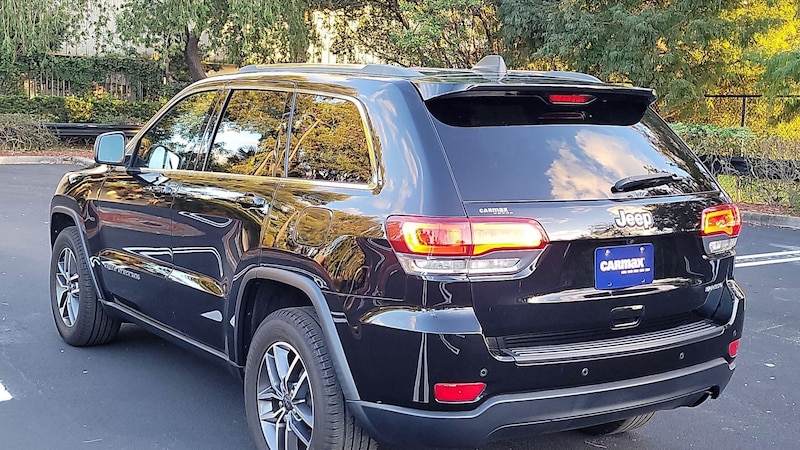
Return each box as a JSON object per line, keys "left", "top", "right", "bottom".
{"left": 611, "top": 173, "right": 684, "bottom": 193}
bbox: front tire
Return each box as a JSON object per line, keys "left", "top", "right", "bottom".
{"left": 50, "top": 226, "right": 120, "bottom": 346}
{"left": 244, "top": 306, "right": 377, "bottom": 450}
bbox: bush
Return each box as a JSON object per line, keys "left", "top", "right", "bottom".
{"left": 670, "top": 123, "right": 759, "bottom": 157}
{"left": 0, "top": 114, "right": 58, "bottom": 151}
{"left": 0, "top": 94, "right": 162, "bottom": 124}
{"left": 672, "top": 122, "right": 800, "bottom": 213}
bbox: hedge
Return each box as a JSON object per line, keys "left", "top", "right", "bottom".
{"left": 0, "top": 95, "right": 163, "bottom": 124}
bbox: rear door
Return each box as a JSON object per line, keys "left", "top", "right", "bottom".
{"left": 427, "top": 89, "right": 729, "bottom": 341}
{"left": 168, "top": 85, "right": 293, "bottom": 351}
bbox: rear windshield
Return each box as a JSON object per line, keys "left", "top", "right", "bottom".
{"left": 430, "top": 106, "right": 716, "bottom": 202}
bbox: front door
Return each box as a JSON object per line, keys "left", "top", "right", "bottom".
{"left": 95, "top": 89, "right": 222, "bottom": 321}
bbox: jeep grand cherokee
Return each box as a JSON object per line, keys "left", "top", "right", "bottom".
{"left": 49, "top": 55, "right": 745, "bottom": 449}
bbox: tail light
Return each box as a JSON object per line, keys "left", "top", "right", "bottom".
{"left": 701, "top": 204, "right": 741, "bottom": 255}
{"left": 385, "top": 216, "right": 549, "bottom": 278}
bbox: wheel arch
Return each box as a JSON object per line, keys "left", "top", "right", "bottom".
{"left": 233, "top": 266, "right": 361, "bottom": 402}
{"left": 50, "top": 205, "right": 80, "bottom": 247}
{"left": 50, "top": 204, "right": 106, "bottom": 302}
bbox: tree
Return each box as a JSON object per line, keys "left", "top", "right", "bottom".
{"left": 115, "top": 0, "right": 314, "bottom": 82}
{"left": 329, "top": 0, "right": 504, "bottom": 68}
{"left": 754, "top": 3, "right": 800, "bottom": 95}
{"left": 494, "top": 0, "right": 754, "bottom": 117}
{"left": 0, "top": 0, "right": 89, "bottom": 59}
{"left": 0, "top": 0, "right": 89, "bottom": 92}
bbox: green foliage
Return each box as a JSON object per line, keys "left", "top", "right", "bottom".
{"left": 330, "top": 0, "right": 504, "bottom": 67}
{"left": 6, "top": 55, "right": 168, "bottom": 101}
{"left": 0, "top": 95, "right": 162, "bottom": 124}
{"left": 495, "top": 0, "right": 800, "bottom": 124}
{"left": 673, "top": 122, "right": 800, "bottom": 212}
{"left": 496, "top": 0, "right": 744, "bottom": 116}
{"left": 0, "top": 114, "right": 58, "bottom": 151}
{"left": 670, "top": 123, "right": 759, "bottom": 157}
{"left": 0, "top": 0, "right": 88, "bottom": 60}
{"left": 114, "top": 0, "right": 319, "bottom": 81}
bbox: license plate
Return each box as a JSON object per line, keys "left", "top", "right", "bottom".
{"left": 595, "top": 244, "right": 654, "bottom": 290}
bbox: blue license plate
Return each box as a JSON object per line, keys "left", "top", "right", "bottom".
{"left": 595, "top": 244, "right": 654, "bottom": 290}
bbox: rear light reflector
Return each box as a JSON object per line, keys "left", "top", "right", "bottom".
{"left": 548, "top": 94, "right": 596, "bottom": 105}
{"left": 434, "top": 382, "right": 486, "bottom": 403}
{"left": 701, "top": 204, "right": 741, "bottom": 237}
{"left": 728, "top": 339, "right": 740, "bottom": 358}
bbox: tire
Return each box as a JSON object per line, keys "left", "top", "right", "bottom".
{"left": 244, "top": 306, "right": 378, "bottom": 450}
{"left": 50, "top": 226, "right": 120, "bottom": 346}
{"left": 581, "top": 412, "right": 655, "bottom": 435}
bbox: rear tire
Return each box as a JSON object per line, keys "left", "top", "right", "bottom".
{"left": 50, "top": 226, "right": 120, "bottom": 346}
{"left": 244, "top": 306, "right": 378, "bottom": 450}
{"left": 581, "top": 412, "right": 655, "bottom": 435}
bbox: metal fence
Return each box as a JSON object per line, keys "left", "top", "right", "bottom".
{"left": 22, "top": 72, "right": 147, "bottom": 101}
{"left": 703, "top": 94, "right": 800, "bottom": 128}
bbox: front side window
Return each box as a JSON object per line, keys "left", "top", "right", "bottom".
{"left": 287, "top": 94, "right": 372, "bottom": 184}
{"left": 206, "top": 89, "right": 292, "bottom": 176}
{"left": 134, "top": 91, "right": 219, "bottom": 170}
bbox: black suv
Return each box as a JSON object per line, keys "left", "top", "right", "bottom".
{"left": 49, "top": 56, "right": 745, "bottom": 449}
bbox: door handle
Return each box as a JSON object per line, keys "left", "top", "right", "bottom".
{"left": 235, "top": 194, "right": 266, "bottom": 208}
{"left": 144, "top": 183, "right": 175, "bottom": 195}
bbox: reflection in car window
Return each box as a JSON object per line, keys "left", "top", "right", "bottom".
{"left": 207, "top": 90, "right": 292, "bottom": 176}
{"left": 134, "top": 91, "right": 218, "bottom": 170}
{"left": 287, "top": 94, "right": 371, "bottom": 184}
{"left": 434, "top": 110, "right": 715, "bottom": 202}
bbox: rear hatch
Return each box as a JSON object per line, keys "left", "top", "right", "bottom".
{"left": 425, "top": 86, "right": 736, "bottom": 356}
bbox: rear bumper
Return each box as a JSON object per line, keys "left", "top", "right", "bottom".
{"left": 349, "top": 357, "right": 734, "bottom": 447}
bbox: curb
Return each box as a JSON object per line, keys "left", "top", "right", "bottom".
{"left": 742, "top": 211, "right": 800, "bottom": 230}
{"left": 0, "top": 155, "right": 94, "bottom": 167}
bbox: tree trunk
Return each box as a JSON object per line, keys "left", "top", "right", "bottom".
{"left": 184, "top": 28, "right": 206, "bottom": 82}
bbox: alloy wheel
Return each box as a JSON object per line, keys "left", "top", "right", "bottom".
{"left": 55, "top": 247, "right": 80, "bottom": 327}
{"left": 257, "top": 341, "right": 314, "bottom": 450}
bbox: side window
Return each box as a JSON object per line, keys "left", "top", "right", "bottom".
{"left": 134, "top": 91, "right": 218, "bottom": 170}
{"left": 207, "top": 89, "right": 292, "bottom": 176}
{"left": 287, "top": 94, "right": 372, "bottom": 184}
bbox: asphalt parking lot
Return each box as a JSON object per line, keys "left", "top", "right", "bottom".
{"left": 1, "top": 163, "right": 798, "bottom": 449}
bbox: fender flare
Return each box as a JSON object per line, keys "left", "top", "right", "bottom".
{"left": 234, "top": 266, "right": 361, "bottom": 402}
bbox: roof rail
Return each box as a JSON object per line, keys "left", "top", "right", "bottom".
{"left": 237, "top": 63, "right": 423, "bottom": 78}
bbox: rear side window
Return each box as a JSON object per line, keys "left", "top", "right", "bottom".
{"left": 429, "top": 99, "right": 715, "bottom": 201}
{"left": 287, "top": 94, "right": 372, "bottom": 184}
{"left": 207, "top": 89, "right": 292, "bottom": 176}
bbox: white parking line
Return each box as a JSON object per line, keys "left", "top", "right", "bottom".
{"left": 736, "top": 250, "right": 800, "bottom": 268}
{"left": 0, "top": 381, "right": 12, "bottom": 402}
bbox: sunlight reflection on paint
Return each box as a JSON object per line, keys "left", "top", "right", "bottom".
{"left": 0, "top": 381, "right": 12, "bottom": 402}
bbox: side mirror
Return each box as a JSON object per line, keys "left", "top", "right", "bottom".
{"left": 94, "top": 132, "right": 126, "bottom": 165}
